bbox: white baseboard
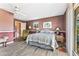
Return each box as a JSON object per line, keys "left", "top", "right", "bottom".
{"left": 0, "top": 41, "right": 14, "bottom": 47}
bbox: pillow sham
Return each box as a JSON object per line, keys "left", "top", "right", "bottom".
{"left": 40, "top": 29, "right": 54, "bottom": 34}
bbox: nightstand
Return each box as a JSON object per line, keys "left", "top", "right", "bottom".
{"left": 56, "top": 34, "right": 64, "bottom": 43}
{"left": 55, "top": 32, "right": 66, "bottom": 52}
{"left": 55, "top": 31, "right": 65, "bottom": 42}
{"left": 29, "top": 30, "right": 36, "bottom": 34}
{"left": 55, "top": 32, "right": 65, "bottom": 47}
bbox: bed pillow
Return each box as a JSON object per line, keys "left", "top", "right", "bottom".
{"left": 40, "top": 29, "right": 54, "bottom": 34}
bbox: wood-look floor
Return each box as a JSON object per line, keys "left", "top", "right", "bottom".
{"left": 0, "top": 41, "right": 68, "bottom": 56}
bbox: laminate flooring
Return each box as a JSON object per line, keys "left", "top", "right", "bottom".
{"left": 0, "top": 41, "right": 68, "bottom": 56}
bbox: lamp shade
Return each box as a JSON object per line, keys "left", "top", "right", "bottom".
{"left": 55, "top": 27, "right": 60, "bottom": 35}
{"left": 56, "top": 27, "right": 60, "bottom": 31}
{"left": 29, "top": 26, "right": 31, "bottom": 29}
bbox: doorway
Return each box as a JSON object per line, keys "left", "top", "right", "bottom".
{"left": 14, "top": 19, "right": 26, "bottom": 41}
{"left": 14, "top": 20, "right": 21, "bottom": 40}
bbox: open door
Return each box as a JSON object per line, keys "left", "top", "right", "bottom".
{"left": 14, "top": 20, "right": 21, "bottom": 39}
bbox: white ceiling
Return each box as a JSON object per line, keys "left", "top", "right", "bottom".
{"left": 0, "top": 3, "right": 68, "bottom": 21}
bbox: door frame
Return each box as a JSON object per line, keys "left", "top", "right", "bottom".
{"left": 14, "top": 19, "right": 21, "bottom": 38}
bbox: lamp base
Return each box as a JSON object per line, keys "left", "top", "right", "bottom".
{"left": 56, "top": 31, "right": 60, "bottom": 35}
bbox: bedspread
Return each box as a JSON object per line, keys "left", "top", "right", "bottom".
{"left": 26, "top": 33, "right": 58, "bottom": 50}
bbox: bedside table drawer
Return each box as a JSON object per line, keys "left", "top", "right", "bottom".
{"left": 56, "top": 35, "right": 65, "bottom": 43}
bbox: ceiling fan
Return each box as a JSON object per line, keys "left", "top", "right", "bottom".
{"left": 14, "top": 5, "right": 26, "bottom": 16}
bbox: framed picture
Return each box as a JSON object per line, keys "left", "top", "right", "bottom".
{"left": 33, "top": 22, "right": 39, "bottom": 29}
{"left": 43, "top": 21, "right": 52, "bottom": 28}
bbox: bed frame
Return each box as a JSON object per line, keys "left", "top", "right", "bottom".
{"left": 28, "top": 41, "right": 53, "bottom": 51}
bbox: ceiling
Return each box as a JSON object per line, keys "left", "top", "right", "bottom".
{"left": 0, "top": 3, "right": 68, "bottom": 21}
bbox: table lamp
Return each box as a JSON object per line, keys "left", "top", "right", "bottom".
{"left": 56, "top": 27, "right": 60, "bottom": 34}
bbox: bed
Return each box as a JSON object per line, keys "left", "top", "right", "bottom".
{"left": 26, "top": 30, "right": 58, "bottom": 50}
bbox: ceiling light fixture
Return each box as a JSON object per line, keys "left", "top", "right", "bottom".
{"left": 14, "top": 6, "right": 19, "bottom": 11}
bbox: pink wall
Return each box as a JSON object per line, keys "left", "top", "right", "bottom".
{"left": 0, "top": 32, "right": 14, "bottom": 41}
{"left": 0, "top": 9, "right": 14, "bottom": 42}
{"left": 0, "top": 9, "right": 14, "bottom": 31}
{"left": 27, "top": 15, "right": 66, "bottom": 31}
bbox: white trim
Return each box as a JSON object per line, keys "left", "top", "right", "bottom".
{"left": 66, "top": 4, "right": 74, "bottom": 56}
{"left": 0, "top": 31, "right": 14, "bottom": 32}
{"left": 0, "top": 7, "right": 14, "bottom": 14}
{"left": 0, "top": 41, "right": 14, "bottom": 46}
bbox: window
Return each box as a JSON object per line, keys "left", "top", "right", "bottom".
{"left": 74, "top": 6, "right": 79, "bottom": 54}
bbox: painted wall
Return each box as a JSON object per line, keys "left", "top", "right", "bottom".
{"left": 0, "top": 32, "right": 14, "bottom": 42}
{"left": 0, "top": 9, "right": 14, "bottom": 42}
{"left": 27, "top": 15, "right": 66, "bottom": 31}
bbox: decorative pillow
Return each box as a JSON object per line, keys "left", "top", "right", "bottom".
{"left": 40, "top": 29, "right": 54, "bottom": 34}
